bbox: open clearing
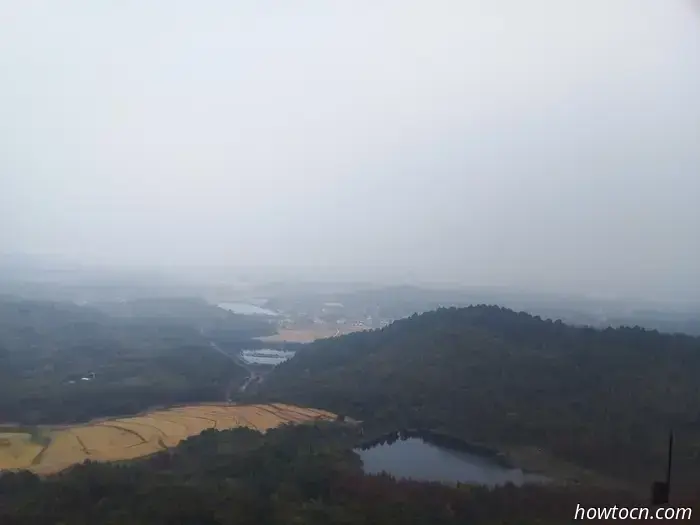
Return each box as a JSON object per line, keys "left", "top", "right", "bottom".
{"left": 258, "top": 325, "right": 369, "bottom": 343}
{"left": 0, "top": 432, "right": 44, "bottom": 469}
{"left": 0, "top": 404, "right": 335, "bottom": 475}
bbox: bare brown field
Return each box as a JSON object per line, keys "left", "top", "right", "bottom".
{"left": 258, "top": 325, "right": 370, "bottom": 343}
{"left": 1, "top": 404, "right": 335, "bottom": 475}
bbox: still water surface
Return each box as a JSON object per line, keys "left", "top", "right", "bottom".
{"left": 241, "top": 349, "right": 295, "bottom": 365}
{"left": 218, "top": 302, "right": 279, "bottom": 316}
{"left": 357, "top": 437, "right": 549, "bottom": 487}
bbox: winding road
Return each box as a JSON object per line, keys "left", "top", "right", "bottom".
{"left": 208, "top": 341, "right": 261, "bottom": 398}
{"left": 199, "top": 328, "right": 262, "bottom": 400}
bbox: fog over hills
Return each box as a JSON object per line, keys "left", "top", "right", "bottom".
{"left": 2, "top": 0, "right": 699, "bottom": 302}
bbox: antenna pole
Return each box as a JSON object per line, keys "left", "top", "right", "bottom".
{"left": 666, "top": 431, "right": 674, "bottom": 491}
{"left": 651, "top": 430, "right": 675, "bottom": 506}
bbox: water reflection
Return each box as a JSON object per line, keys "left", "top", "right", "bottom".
{"left": 357, "top": 434, "right": 549, "bottom": 487}
{"left": 218, "top": 302, "right": 279, "bottom": 316}
{"left": 241, "top": 349, "right": 295, "bottom": 365}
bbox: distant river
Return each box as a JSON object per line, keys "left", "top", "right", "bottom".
{"left": 218, "top": 302, "right": 280, "bottom": 316}
{"left": 357, "top": 437, "right": 549, "bottom": 487}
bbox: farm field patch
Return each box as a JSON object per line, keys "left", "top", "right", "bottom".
{"left": 0, "top": 404, "right": 334, "bottom": 474}
{"left": 0, "top": 432, "right": 44, "bottom": 470}
{"left": 257, "top": 325, "right": 369, "bottom": 343}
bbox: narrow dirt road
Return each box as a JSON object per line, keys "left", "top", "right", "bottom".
{"left": 199, "top": 327, "right": 266, "bottom": 400}
{"left": 206, "top": 339, "right": 260, "bottom": 398}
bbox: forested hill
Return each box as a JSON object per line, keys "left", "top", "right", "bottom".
{"left": 0, "top": 297, "right": 273, "bottom": 424}
{"left": 1, "top": 423, "right": 659, "bottom": 525}
{"left": 258, "top": 306, "right": 700, "bottom": 486}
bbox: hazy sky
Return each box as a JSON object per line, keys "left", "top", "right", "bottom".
{"left": 2, "top": 1, "right": 699, "bottom": 299}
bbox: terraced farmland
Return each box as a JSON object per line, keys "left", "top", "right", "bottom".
{"left": 0, "top": 432, "right": 45, "bottom": 469}
{"left": 0, "top": 404, "right": 335, "bottom": 474}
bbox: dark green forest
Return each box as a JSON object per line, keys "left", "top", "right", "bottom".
{"left": 3, "top": 422, "right": 689, "bottom": 525}
{"left": 4, "top": 300, "right": 700, "bottom": 522}
{"left": 257, "top": 306, "right": 700, "bottom": 488}
{"left": 0, "top": 297, "right": 273, "bottom": 423}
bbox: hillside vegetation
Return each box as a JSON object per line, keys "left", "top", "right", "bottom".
{"left": 258, "top": 306, "right": 700, "bottom": 486}
{"left": 2, "top": 422, "right": 677, "bottom": 525}
{"left": 0, "top": 297, "right": 273, "bottom": 424}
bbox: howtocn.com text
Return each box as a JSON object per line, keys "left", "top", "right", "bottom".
{"left": 575, "top": 504, "right": 692, "bottom": 520}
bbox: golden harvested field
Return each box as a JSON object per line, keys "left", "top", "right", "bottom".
{"left": 1, "top": 404, "right": 334, "bottom": 475}
{"left": 71, "top": 425, "right": 143, "bottom": 452}
{"left": 38, "top": 432, "right": 86, "bottom": 472}
{"left": 0, "top": 432, "right": 44, "bottom": 469}
{"left": 258, "top": 325, "right": 369, "bottom": 343}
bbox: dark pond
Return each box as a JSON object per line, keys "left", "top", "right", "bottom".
{"left": 356, "top": 433, "right": 549, "bottom": 487}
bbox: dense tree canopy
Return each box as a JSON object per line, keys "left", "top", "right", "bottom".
{"left": 257, "top": 306, "right": 700, "bottom": 487}
{"left": 2, "top": 422, "right": 682, "bottom": 525}
{"left": 0, "top": 297, "right": 272, "bottom": 423}
{"left": 4, "top": 299, "right": 700, "bottom": 522}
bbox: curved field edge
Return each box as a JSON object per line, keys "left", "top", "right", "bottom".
{"left": 0, "top": 404, "right": 336, "bottom": 475}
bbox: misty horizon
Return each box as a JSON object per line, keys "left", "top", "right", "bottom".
{"left": 2, "top": 1, "right": 699, "bottom": 302}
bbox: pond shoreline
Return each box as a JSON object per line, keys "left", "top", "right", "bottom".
{"left": 358, "top": 428, "right": 514, "bottom": 468}
{"left": 356, "top": 429, "right": 551, "bottom": 487}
